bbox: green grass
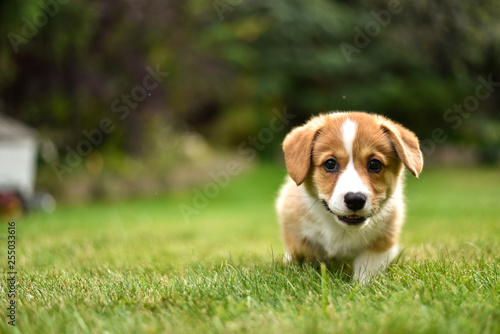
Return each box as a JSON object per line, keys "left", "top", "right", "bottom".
{"left": 2, "top": 163, "right": 500, "bottom": 333}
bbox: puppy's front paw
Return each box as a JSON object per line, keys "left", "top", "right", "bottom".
{"left": 353, "top": 245, "right": 399, "bottom": 283}
{"left": 353, "top": 268, "right": 376, "bottom": 284}
{"left": 283, "top": 252, "right": 293, "bottom": 264}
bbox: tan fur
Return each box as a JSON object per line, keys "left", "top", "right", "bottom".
{"left": 277, "top": 111, "right": 423, "bottom": 275}
{"left": 283, "top": 120, "right": 323, "bottom": 185}
{"left": 380, "top": 121, "right": 423, "bottom": 177}
{"left": 277, "top": 176, "right": 329, "bottom": 263}
{"left": 367, "top": 208, "right": 401, "bottom": 252}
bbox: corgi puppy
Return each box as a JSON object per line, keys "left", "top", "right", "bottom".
{"left": 276, "top": 111, "right": 423, "bottom": 282}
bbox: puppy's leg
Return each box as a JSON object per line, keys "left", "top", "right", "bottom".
{"left": 283, "top": 228, "right": 327, "bottom": 266}
{"left": 353, "top": 245, "right": 399, "bottom": 283}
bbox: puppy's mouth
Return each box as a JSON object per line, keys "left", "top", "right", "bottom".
{"left": 321, "top": 200, "right": 367, "bottom": 226}
{"left": 337, "top": 215, "right": 366, "bottom": 225}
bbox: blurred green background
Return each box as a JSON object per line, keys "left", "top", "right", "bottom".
{"left": 1, "top": 0, "right": 499, "bottom": 203}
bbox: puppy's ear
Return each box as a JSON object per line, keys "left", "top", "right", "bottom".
{"left": 381, "top": 120, "right": 423, "bottom": 177}
{"left": 283, "top": 122, "right": 321, "bottom": 185}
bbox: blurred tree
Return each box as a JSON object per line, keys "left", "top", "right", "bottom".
{"left": 0, "top": 0, "right": 499, "bottom": 163}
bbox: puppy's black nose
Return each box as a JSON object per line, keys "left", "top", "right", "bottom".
{"left": 344, "top": 192, "right": 366, "bottom": 211}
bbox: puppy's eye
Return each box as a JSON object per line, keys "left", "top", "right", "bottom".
{"left": 323, "top": 159, "right": 338, "bottom": 173}
{"left": 368, "top": 159, "right": 383, "bottom": 173}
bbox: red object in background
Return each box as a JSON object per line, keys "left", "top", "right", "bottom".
{"left": 0, "top": 192, "right": 23, "bottom": 218}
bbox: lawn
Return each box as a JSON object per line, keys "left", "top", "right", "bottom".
{"left": 2, "top": 163, "right": 500, "bottom": 333}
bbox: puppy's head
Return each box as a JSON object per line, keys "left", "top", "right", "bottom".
{"left": 283, "top": 112, "right": 423, "bottom": 228}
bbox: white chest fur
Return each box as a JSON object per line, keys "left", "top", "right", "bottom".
{"left": 299, "top": 182, "right": 403, "bottom": 259}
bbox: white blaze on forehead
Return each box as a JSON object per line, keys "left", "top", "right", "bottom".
{"left": 329, "top": 118, "right": 371, "bottom": 213}
{"left": 342, "top": 118, "right": 357, "bottom": 157}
